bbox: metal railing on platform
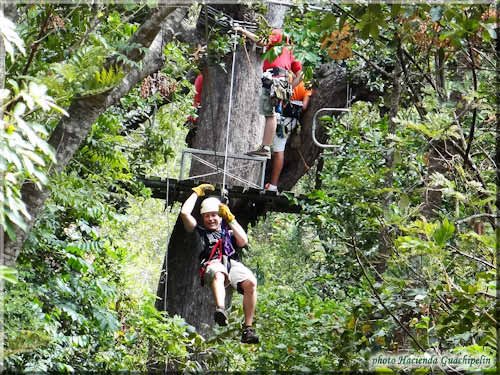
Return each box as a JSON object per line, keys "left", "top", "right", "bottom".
{"left": 179, "top": 148, "right": 267, "bottom": 190}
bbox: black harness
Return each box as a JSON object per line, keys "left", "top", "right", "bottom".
{"left": 196, "top": 226, "right": 238, "bottom": 286}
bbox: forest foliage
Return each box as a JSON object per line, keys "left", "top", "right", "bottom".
{"left": 1, "top": 2, "right": 497, "bottom": 372}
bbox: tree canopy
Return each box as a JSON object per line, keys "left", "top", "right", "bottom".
{"left": 1, "top": 1, "right": 497, "bottom": 372}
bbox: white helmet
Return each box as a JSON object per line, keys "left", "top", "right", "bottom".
{"left": 200, "top": 197, "right": 220, "bottom": 214}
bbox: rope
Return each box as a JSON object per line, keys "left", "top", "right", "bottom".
{"left": 150, "top": 98, "right": 169, "bottom": 313}
{"left": 346, "top": 80, "right": 351, "bottom": 108}
{"left": 148, "top": 22, "right": 172, "bottom": 314}
{"left": 221, "top": 29, "right": 238, "bottom": 201}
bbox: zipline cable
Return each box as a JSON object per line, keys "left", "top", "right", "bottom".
{"left": 200, "top": 6, "right": 259, "bottom": 200}
{"left": 221, "top": 27, "right": 239, "bottom": 202}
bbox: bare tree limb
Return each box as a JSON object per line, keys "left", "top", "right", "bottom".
{"left": 21, "top": 4, "right": 52, "bottom": 75}
{"left": 352, "top": 50, "right": 391, "bottom": 79}
{"left": 450, "top": 246, "right": 495, "bottom": 269}
{"left": 455, "top": 213, "right": 496, "bottom": 224}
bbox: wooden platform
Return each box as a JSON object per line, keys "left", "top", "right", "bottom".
{"left": 139, "top": 177, "right": 305, "bottom": 214}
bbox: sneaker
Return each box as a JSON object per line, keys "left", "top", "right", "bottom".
{"left": 214, "top": 307, "right": 228, "bottom": 326}
{"left": 241, "top": 325, "right": 259, "bottom": 344}
{"left": 265, "top": 183, "right": 278, "bottom": 192}
{"left": 246, "top": 145, "right": 271, "bottom": 159}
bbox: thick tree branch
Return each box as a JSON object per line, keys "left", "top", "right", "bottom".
{"left": 107, "top": 6, "right": 178, "bottom": 66}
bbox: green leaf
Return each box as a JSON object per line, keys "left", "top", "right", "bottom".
{"left": 0, "top": 265, "right": 18, "bottom": 284}
{"left": 60, "top": 303, "right": 85, "bottom": 323}
{"left": 432, "top": 218, "right": 455, "bottom": 246}
{"left": 0, "top": 13, "right": 26, "bottom": 59}
{"left": 67, "top": 254, "right": 90, "bottom": 273}
{"left": 13, "top": 102, "right": 26, "bottom": 117}
{"left": 320, "top": 14, "right": 336, "bottom": 30}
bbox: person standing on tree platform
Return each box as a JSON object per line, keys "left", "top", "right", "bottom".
{"left": 265, "top": 80, "right": 312, "bottom": 192}
{"left": 180, "top": 183, "right": 259, "bottom": 344}
{"left": 233, "top": 26, "right": 302, "bottom": 159}
{"left": 193, "top": 72, "right": 204, "bottom": 111}
{"left": 185, "top": 72, "right": 204, "bottom": 145}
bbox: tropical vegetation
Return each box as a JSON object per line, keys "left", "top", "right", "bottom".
{"left": 1, "top": 2, "right": 496, "bottom": 372}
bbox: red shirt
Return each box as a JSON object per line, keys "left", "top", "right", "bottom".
{"left": 193, "top": 73, "right": 203, "bottom": 108}
{"left": 262, "top": 47, "right": 302, "bottom": 74}
{"left": 262, "top": 29, "right": 302, "bottom": 74}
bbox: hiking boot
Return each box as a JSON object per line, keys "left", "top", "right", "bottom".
{"left": 246, "top": 145, "right": 271, "bottom": 159}
{"left": 241, "top": 325, "right": 259, "bottom": 344}
{"left": 214, "top": 307, "right": 228, "bottom": 326}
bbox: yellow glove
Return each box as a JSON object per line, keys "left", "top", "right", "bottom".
{"left": 218, "top": 204, "right": 235, "bottom": 223}
{"left": 192, "top": 183, "right": 215, "bottom": 197}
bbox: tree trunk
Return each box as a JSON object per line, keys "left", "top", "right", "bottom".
{"left": 157, "top": 59, "right": 380, "bottom": 337}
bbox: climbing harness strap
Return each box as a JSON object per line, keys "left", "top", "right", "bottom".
{"left": 262, "top": 72, "right": 292, "bottom": 104}
{"left": 221, "top": 221, "right": 235, "bottom": 257}
{"left": 282, "top": 101, "right": 303, "bottom": 119}
{"left": 198, "top": 223, "right": 235, "bottom": 286}
{"left": 199, "top": 238, "right": 223, "bottom": 286}
{"left": 276, "top": 115, "right": 298, "bottom": 138}
{"left": 271, "top": 78, "right": 292, "bottom": 102}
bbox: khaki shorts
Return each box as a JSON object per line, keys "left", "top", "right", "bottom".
{"left": 273, "top": 116, "right": 298, "bottom": 152}
{"left": 259, "top": 87, "right": 276, "bottom": 117}
{"left": 204, "top": 257, "right": 257, "bottom": 293}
